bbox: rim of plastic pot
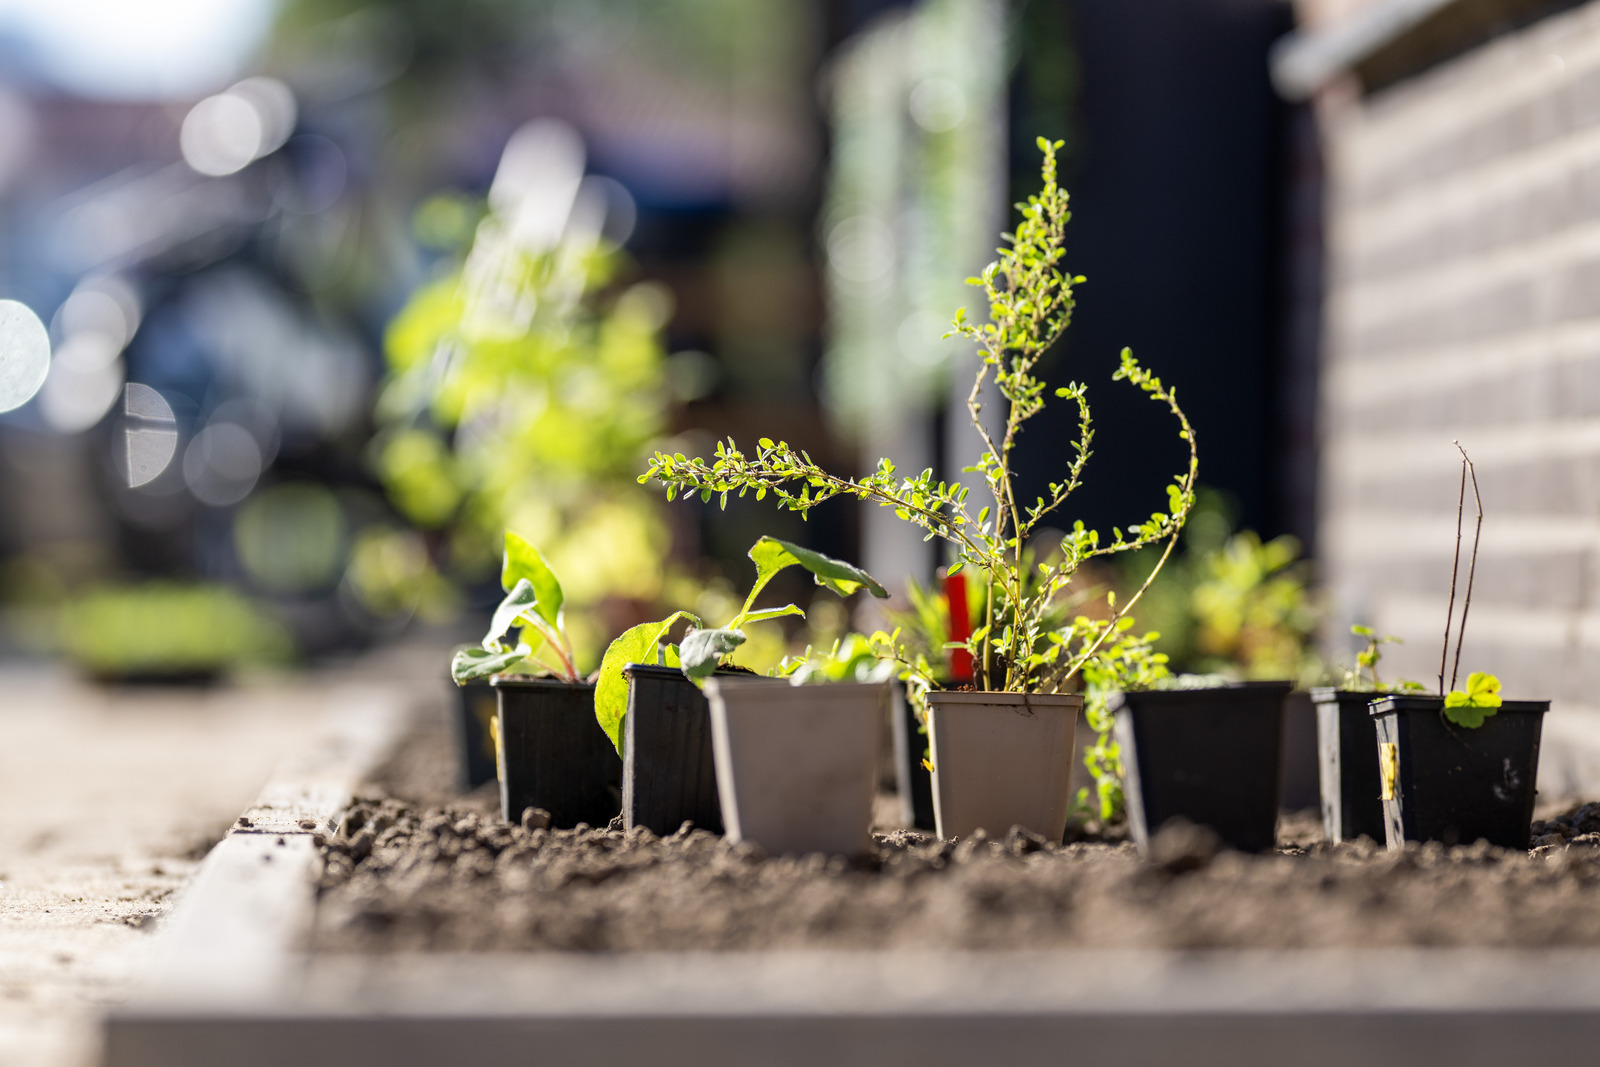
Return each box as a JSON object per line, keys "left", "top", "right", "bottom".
{"left": 1369, "top": 695, "right": 1551, "bottom": 717}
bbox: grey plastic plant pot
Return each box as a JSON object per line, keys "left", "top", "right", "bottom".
{"left": 1113, "top": 682, "right": 1291, "bottom": 856}
{"left": 1312, "top": 687, "right": 1386, "bottom": 844}
{"left": 490, "top": 677, "right": 620, "bottom": 828}
{"left": 925, "top": 691, "right": 1082, "bottom": 842}
{"left": 621, "top": 663, "right": 728, "bottom": 836}
{"left": 1370, "top": 694, "right": 1549, "bottom": 851}
{"left": 453, "top": 679, "right": 499, "bottom": 791}
{"left": 704, "top": 677, "right": 886, "bottom": 857}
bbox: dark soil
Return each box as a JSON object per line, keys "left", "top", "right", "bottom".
{"left": 312, "top": 710, "right": 1600, "bottom": 954}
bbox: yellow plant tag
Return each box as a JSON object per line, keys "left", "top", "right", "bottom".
{"left": 490, "top": 714, "right": 503, "bottom": 767}
{"left": 1379, "top": 742, "right": 1398, "bottom": 801}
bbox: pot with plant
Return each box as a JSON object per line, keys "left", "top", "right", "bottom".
{"left": 642, "top": 139, "right": 1198, "bottom": 843}
{"left": 593, "top": 536, "right": 887, "bottom": 839}
{"left": 706, "top": 635, "right": 893, "bottom": 857}
{"left": 1310, "top": 625, "right": 1423, "bottom": 843}
{"left": 451, "top": 532, "right": 619, "bottom": 828}
{"left": 1371, "top": 445, "right": 1550, "bottom": 850}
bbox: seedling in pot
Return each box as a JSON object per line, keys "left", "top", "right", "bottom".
{"left": 592, "top": 536, "right": 887, "bottom": 754}
{"left": 1365, "top": 443, "right": 1550, "bottom": 851}
{"left": 1433, "top": 443, "right": 1501, "bottom": 727}
{"left": 1342, "top": 624, "right": 1424, "bottom": 694}
{"left": 641, "top": 139, "right": 1198, "bottom": 697}
{"left": 450, "top": 531, "right": 582, "bottom": 684}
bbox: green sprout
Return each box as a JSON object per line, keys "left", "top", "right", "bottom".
{"left": 592, "top": 537, "right": 887, "bottom": 754}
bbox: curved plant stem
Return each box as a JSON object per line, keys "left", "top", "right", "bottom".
{"left": 1449, "top": 442, "right": 1483, "bottom": 693}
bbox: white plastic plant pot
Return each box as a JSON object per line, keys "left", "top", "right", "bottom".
{"left": 704, "top": 677, "right": 887, "bottom": 857}
{"left": 925, "top": 691, "right": 1083, "bottom": 841}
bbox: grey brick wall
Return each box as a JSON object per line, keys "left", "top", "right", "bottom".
{"left": 1319, "top": 1, "right": 1600, "bottom": 739}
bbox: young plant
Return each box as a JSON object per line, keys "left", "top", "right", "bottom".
{"left": 1437, "top": 443, "right": 1502, "bottom": 728}
{"left": 450, "top": 531, "right": 581, "bottom": 684}
{"left": 1071, "top": 611, "right": 1169, "bottom": 821}
{"left": 1341, "top": 624, "right": 1424, "bottom": 693}
{"left": 592, "top": 536, "right": 887, "bottom": 753}
{"left": 640, "top": 139, "right": 1197, "bottom": 694}
{"left": 776, "top": 632, "right": 900, "bottom": 686}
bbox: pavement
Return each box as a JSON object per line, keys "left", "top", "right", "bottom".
{"left": 0, "top": 650, "right": 441, "bottom": 1067}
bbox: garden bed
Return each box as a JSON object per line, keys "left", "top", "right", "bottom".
{"left": 312, "top": 716, "right": 1600, "bottom": 954}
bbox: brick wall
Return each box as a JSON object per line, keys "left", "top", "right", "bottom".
{"left": 1317, "top": 1, "right": 1600, "bottom": 752}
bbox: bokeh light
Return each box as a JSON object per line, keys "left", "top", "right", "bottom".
{"left": 182, "top": 421, "right": 263, "bottom": 506}
{"left": 0, "top": 299, "right": 50, "bottom": 414}
{"left": 121, "top": 383, "right": 178, "bottom": 488}
{"left": 180, "top": 77, "right": 297, "bottom": 177}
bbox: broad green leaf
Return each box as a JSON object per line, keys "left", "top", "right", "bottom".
{"left": 501, "top": 531, "right": 563, "bottom": 629}
{"left": 679, "top": 627, "right": 746, "bottom": 680}
{"left": 593, "top": 611, "right": 699, "bottom": 755}
{"left": 747, "top": 536, "right": 888, "bottom": 604}
{"left": 1443, "top": 671, "right": 1503, "bottom": 728}
{"left": 451, "top": 643, "right": 530, "bottom": 684}
{"left": 739, "top": 604, "right": 805, "bottom": 626}
{"left": 483, "top": 580, "right": 539, "bottom": 648}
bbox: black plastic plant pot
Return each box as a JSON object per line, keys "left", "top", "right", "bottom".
{"left": 620, "top": 664, "right": 725, "bottom": 836}
{"left": 890, "top": 684, "right": 936, "bottom": 831}
{"left": 1112, "top": 682, "right": 1292, "bottom": 855}
{"left": 1311, "top": 688, "right": 1386, "bottom": 844}
{"left": 453, "top": 679, "right": 499, "bottom": 791}
{"left": 1370, "top": 694, "right": 1550, "bottom": 850}
{"left": 490, "top": 677, "right": 620, "bottom": 828}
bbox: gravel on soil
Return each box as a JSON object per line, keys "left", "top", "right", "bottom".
{"left": 312, "top": 716, "right": 1600, "bottom": 954}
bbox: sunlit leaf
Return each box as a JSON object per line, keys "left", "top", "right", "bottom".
{"left": 593, "top": 611, "right": 700, "bottom": 754}
{"left": 748, "top": 536, "right": 888, "bottom": 601}
{"left": 483, "top": 580, "right": 539, "bottom": 648}
{"left": 451, "top": 643, "right": 530, "bottom": 684}
{"left": 739, "top": 604, "right": 805, "bottom": 625}
{"left": 678, "top": 627, "right": 746, "bottom": 680}
{"left": 501, "top": 531, "right": 563, "bottom": 629}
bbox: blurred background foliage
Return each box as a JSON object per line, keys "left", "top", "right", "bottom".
{"left": 0, "top": 0, "right": 1307, "bottom": 686}
{"left": 1119, "top": 492, "right": 1322, "bottom": 684}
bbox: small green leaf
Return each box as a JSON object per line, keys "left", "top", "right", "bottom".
{"left": 501, "top": 531, "right": 563, "bottom": 630}
{"left": 749, "top": 536, "right": 889, "bottom": 600}
{"left": 594, "top": 611, "right": 700, "bottom": 754}
{"left": 1443, "top": 671, "right": 1503, "bottom": 728}
{"left": 451, "top": 643, "right": 530, "bottom": 684}
{"left": 739, "top": 604, "right": 806, "bottom": 625}
{"left": 483, "top": 579, "right": 539, "bottom": 648}
{"left": 678, "top": 627, "right": 746, "bottom": 680}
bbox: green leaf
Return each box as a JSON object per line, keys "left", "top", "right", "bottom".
{"left": 501, "top": 531, "right": 563, "bottom": 630}
{"left": 739, "top": 604, "right": 806, "bottom": 626}
{"left": 749, "top": 536, "right": 889, "bottom": 601}
{"left": 483, "top": 579, "right": 539, "bottom": 648}
{"left": 451, "top": 643, "right": 530, "bottom": 684}
{"left": 593, "top": 611, "right": 700, "bottom": 755}
{"left": 1443, "top": 671, "right": 1503, "bottom": 728}
{"left": 678, "top": 627, "right": 746, "bottom": 680}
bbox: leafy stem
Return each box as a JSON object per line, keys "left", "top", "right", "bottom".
{"left": 641, "top": 138, "right": 1196, "bottom": 693}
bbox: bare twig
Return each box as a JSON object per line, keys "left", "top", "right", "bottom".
{"left": 1439, "top": 450, "right": 1467, "bottom": 696}
{"left": 1449, "top": 442, "right": 1483, "bottom": 692}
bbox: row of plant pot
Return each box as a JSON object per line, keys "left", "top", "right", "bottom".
{"left": 458, "top": 665, "right": 1551, "bottom": 859}
{"left": 1316, "top": 688, "right": 1549, "bottom": 850}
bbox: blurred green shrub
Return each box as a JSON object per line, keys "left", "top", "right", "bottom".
{"left": 370, "top": 190, "right": 676, "bottom": 665}
{"left": 1119, "top": 492, "right": 1321, "bottom": 683}
{"left": 58, "top": 583, "right": 293, "bottom": 680}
